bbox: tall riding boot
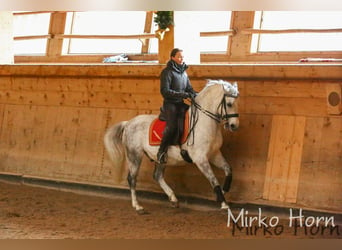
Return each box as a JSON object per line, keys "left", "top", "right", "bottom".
{"left": 157, "top": 101, "right": 179, "bottom": 164}
{"left": 157, "top": 127, "right": 172, "bottom": 164}
{"left": 157, "top": 140, "right": 168, "bottom": 164}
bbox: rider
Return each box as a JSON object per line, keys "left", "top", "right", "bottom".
{"left": 157, "top": 48, "right": 197, "bottom": 164}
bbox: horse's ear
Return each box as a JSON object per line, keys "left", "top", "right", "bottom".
{"left": 206, "top": 79, "right": 213, "bottom": 86}
{"left": 231, "top": 82, "right": 239, "bottom": 97}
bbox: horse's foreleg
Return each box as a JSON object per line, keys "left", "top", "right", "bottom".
{"left": 194, "top": 158, "right": 229, "bottom": 210}
{"left": 209, "top": 152, "right": 233, "bottom": 193}
{"left": 153, "top": 163, "right": 179, "bottom": 207}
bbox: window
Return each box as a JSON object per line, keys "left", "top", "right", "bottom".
{"left": 13, "top": 12, "right": 51, "bottom": 55}
{"left": 63, "top": 11, "right": 152, "bottom": 54}
{"left": 251, "top": 11, "right": 342, "bottom": 52}
{"left": 12, "top": 11, "right": 342, "bottom": 63}
{"left": 197, "top": 11, "right": 232, "bottom": 52}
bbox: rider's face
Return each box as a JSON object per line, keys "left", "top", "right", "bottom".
{"left": 171, "top": 51, "right": 184, "bottom": 65}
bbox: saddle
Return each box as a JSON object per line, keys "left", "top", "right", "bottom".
{"left": 149, "top": 104, "right": 193, "bottom": 163}
{"left": 149, "top": 110, "right": 189, "bottom": 146}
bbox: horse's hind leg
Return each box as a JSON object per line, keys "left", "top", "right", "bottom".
{"left": 126, "top": 149, "right": 145, "bottom": 214}
{"left": 209, "top": 152, "right": 233, "bottom": 193}
{"left": 153, "top": 163, "right": 179, "bottom": 207}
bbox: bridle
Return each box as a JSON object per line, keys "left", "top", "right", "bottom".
{"left": 191, "top": 93, "right": 239, "bottom": 123}
{"left": 186, "top": 92, "right": 239, "bottom": 145}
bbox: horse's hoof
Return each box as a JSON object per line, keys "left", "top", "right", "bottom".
{"left": 170, "top": 201, "right": 179, "bottom": 208}
{"left": 136, "top": 208, "right": 148, "bottom": 215}
{"left": 220, "top": 202, "right": 229, "bottom": 210}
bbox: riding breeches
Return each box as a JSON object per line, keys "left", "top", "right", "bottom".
{"left": 159, "top": 101, "right": 188, "bottom": 153}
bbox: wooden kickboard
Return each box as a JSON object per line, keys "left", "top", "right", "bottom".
{"left": 263, "top": 115, "right": 306, "bottom": 203}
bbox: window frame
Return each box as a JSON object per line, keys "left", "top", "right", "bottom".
{"left": 13, "top": 11, "right": 342, "bottom": 64}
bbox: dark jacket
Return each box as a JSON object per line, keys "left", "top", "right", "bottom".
{"left": 160, "top": 60, "right": 196, "bottom": 103}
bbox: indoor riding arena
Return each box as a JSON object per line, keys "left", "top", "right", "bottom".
{"left": 0, "top": 10, "right": 341, "bottom": 239}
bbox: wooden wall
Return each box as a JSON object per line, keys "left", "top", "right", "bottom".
{"left": 0, "top": 64, "right": 341, "bottom": 213}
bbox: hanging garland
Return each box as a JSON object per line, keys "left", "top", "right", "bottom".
{"left": 154, "top": 11, "right": 174, "bottom": 40}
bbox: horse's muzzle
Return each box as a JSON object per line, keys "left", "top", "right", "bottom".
{"left": 224, "top": 122, "right": 239, "bottom": 132}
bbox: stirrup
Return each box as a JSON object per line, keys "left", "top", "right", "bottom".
{"left": 157, "top": 151, "right": 167, "bottom": 164}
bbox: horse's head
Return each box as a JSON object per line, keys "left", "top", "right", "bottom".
{"left": 195, "top": 80, "right": 240, "bottom": 132}
{"left": 210, "top": 80, "right": 239, "bottom": 132}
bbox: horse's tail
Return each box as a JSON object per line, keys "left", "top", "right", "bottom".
{"left": 104, "top": 121, "right": 128, "bottom": 166}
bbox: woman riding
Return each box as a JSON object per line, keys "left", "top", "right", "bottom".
{"left": 157, "top": 48, "right": 197, "bottom": 164}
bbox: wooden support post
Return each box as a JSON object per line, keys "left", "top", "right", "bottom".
{"left": 46, "top": 12, "right": 67, "bottom": 57}
{"left": 229, "top": 11, "right": 254, "bottom": 59}
{"left": 158, "top": 25, "right": 174, "bottom": 64}
{"left": 141, "top": 11, "right": 153, "bottom": 54}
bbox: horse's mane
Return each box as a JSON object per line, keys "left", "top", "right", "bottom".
{"left": 202, "top": 79, "right": 239, "bottom": 97}
{"left": 205, "top": 79, "right": 228, "bottom": 87}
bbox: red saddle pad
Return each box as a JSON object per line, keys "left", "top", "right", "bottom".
{"left": 149, "top": 112, "right": 189, "bottom": 146}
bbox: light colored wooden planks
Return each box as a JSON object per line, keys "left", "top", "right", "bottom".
{"left": 200, "top": 30, "right": 235, "bottom": 37}
{"left": 284, "top": 116, "right": 306, "bottom": 203}
{"left": 0, "top": 104, "right": 138, "bottom": 185}
{"left": 298, "top": 117, "right": 342, "bottom": 211}
{"left": 3, "top": 68, "right": 336, "bottom": 117}
{"left": 263, "top": 115, "right": 306, "bottom": 203}
{"left": 1, "top": 64, "right": 342, "bottom": 80}
{"left": 55, "top": 34, "right": 156, "bottom": 40}
{"left": 0, "top": 76, "right": 12, "bottom": 90}
{"left": 88, "top": 92, "right": 162, "bottom": 110}
{"left": 10, "top": 77, "right": 160, "bottom": 93}
{"left": 263, "top": 115, "right": 293, "bottom": 201}
{"left": 0, "top": 89, "right": 163, "bottom": 110}
{"left": 0, "top": 105, "right": 36, "bottom": 173}
{"left": 0, "top": 89, "right": 87, "bottom": 107}
{"left": 243, "top": 81, "right": 328, "bottom": 98}
{"left": 221, "top": 114, "right": 272, "bottom": 202}
{"left": 14, "top": 35, "right": 51, "bottom": 40}
{"left": 88, "top": 78, "right": 160, "bottom": 94}
{"left": 241, "top": 96, "right": 327, "bottom": 117}
{"left": 11, "top": 77, "right": 89, "bottom": 92}
{"left": 64, "top": 108, "right": 108, "bottom": 180}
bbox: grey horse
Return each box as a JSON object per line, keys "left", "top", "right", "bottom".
{"left": 104, "top": 80, "right": 239, "bottom": 214}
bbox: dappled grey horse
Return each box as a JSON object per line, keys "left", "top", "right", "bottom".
{"left": 104, "top": 80, "right": 239, "bottom": 214}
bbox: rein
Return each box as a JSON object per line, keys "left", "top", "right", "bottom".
{"left": 186, "top": 94, "right": 239, "bottom": 145}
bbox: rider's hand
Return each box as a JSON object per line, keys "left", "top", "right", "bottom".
{"left": 182, "top": 92, "right": 190, "bottom": 99}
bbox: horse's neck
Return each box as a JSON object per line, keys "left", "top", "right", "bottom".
{"left": 196, "top": 85, "right": 223, "bottom": 113}
{"left": 190, "top": 86, "right": 223, "bottom": 131}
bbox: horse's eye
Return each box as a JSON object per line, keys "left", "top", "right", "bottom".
{"left": 227, "top": 103, "right": 233, "bottom": 108}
